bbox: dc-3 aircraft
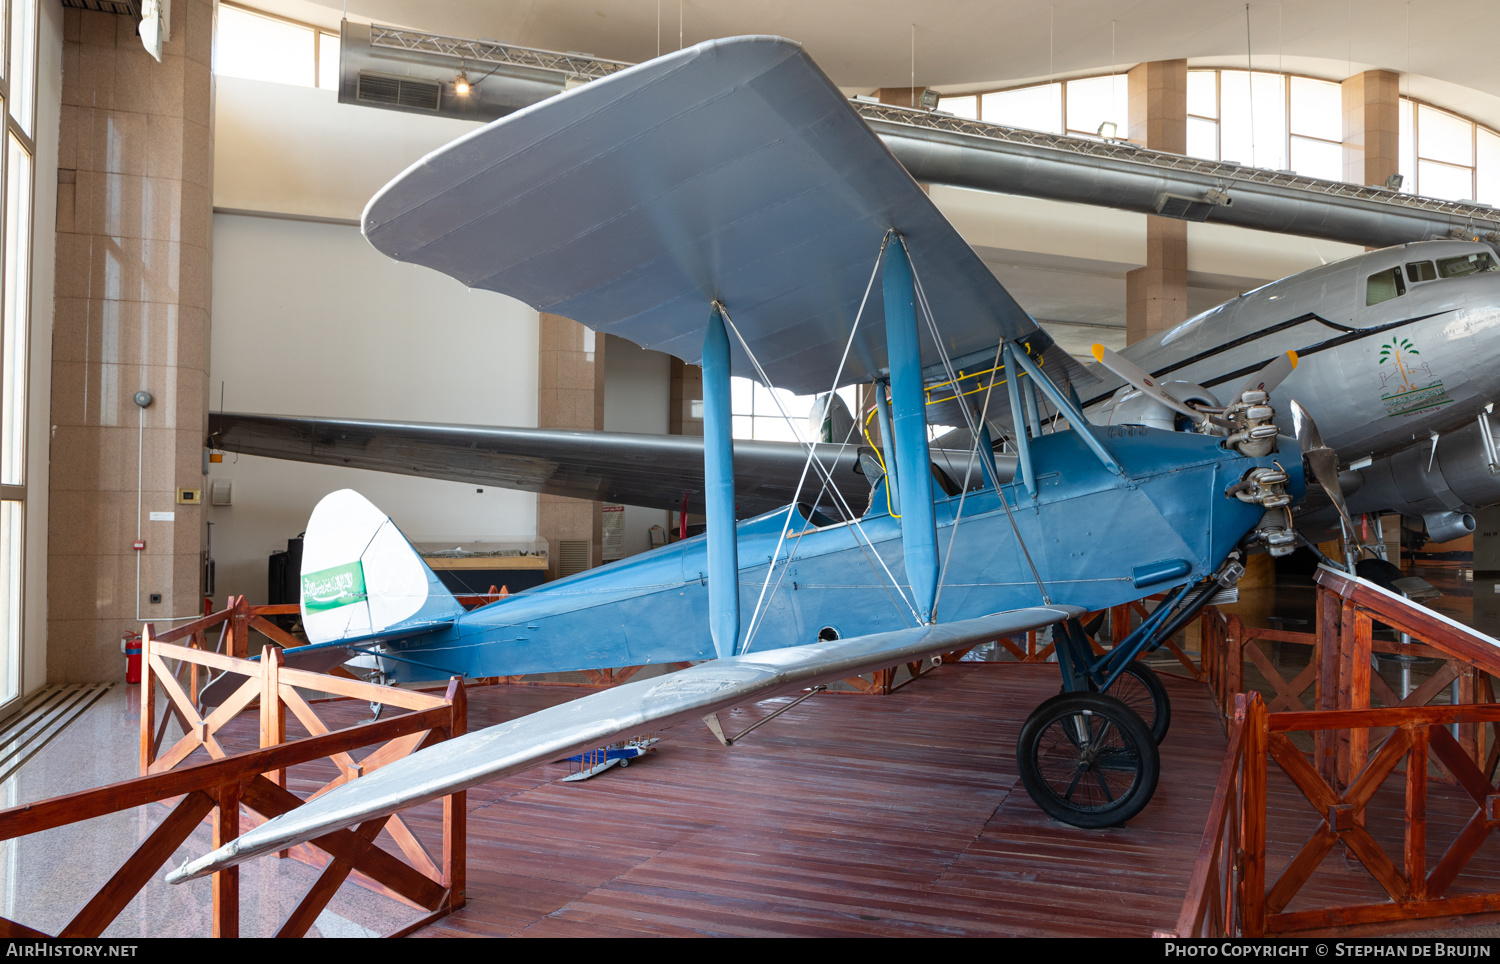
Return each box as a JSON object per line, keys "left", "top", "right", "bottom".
{"left": 173, "top": 34, "right": 1355, "bottom": 882}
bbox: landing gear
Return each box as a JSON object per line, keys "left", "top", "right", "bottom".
{"left": 1096, "top": 662, "right": 1170, "bottom": 745}
{"left": 1017, "top": 693, "right": 1160, "bottom": 829}
{"left": 1058, "top": 662, "right": 1171, "bottom": 743}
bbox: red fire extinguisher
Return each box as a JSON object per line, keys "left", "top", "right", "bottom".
{"left": 123, "top": 632, "right": 142, "bottom": 684}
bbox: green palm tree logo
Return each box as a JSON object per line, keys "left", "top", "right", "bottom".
{"left": 1378, "top": 337, "right": 1420, "bottom": 392}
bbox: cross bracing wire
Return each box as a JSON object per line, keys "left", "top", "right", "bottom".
{"left": 715, "top": 304, "right": 922, "bottom": 636}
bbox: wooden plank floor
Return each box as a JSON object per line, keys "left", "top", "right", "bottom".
{"left": 205, "top": 661, "right": 1500, "bottom": 936}
{"left": 380, "top": 663, "right": 1234, "bottom": 937}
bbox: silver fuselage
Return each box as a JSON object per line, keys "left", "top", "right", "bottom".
{"left": 1082, "top": 240, "right": 1500, "bottom": 529}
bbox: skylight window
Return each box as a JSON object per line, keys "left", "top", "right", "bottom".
{"left": 215, "top": 3, "right": 339, "bottom": 90}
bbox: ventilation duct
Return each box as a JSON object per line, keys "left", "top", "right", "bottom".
{"left": 335, "top": 22, "right": 1500, "bottom": 252}
{"left": 338, "top": 20, "right": 624, "bottom": 123}
{"left": 356, "top": 73, "right": 441, "bottom": 112}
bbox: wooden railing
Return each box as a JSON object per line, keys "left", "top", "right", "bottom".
{"left": 1173, "top": 566, "right": 1500, "bottom": 937}
{"left": 1175, "top": 692, "right": 1500, "bottom": 937}
{"left": 1171, "top": 693, "right": 1249, "bottom": 938}
{"left": 0, "top": 598, "right": 469, "bottom": 938}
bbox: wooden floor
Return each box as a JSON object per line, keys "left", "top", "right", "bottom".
{"left": 208, "top": 661, "right": 1500, "bottom": 936}
{"left": 384, "top": 663, "right": 1232, "bottom": 938}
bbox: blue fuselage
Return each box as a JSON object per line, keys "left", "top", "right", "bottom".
{"left": 373, "top": 425, "right": 1300, "bottom": 683}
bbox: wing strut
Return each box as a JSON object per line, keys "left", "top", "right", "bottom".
{"left": 702, "top": 304, "right": 739, "bottom": 660}
{"left": 883, "top": 236, "right": 938, "bottom": 624}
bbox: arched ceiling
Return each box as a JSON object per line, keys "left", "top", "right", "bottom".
{"left": 261, "top": 0, "right": 1500, "bottom": 125}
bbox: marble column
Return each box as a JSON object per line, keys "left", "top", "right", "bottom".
{"left": 48, "top": 1, "right": 214, "bottom": 681}
{"left": 1125, "top": 60, "right": 1188, "bottom": 345}
{"left": 1341, "top": 69, "right": 1400, "bottom": 188}
{"left": 536, "top": 312, "right": 604, "bottom": 579}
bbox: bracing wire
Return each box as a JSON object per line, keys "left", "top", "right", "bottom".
{"left": 904, "top": 241, "right": 1052, "bottom": 605}
{"left": 741, "top": 235, "right": 896, "bottom": 651}
{"left": 932, "top": 338, "right": 1005, "bottom": 618}
{"left": 716, "top": 304, "right": 921, "bottom": 629}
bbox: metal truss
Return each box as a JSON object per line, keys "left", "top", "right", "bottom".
{"left": 367, "top": 24, "right": 632, "bottom": 82}
{"left": 853, "top": 100, "right": 1500, "bottom": 229}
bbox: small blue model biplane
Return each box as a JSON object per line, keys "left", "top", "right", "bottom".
{"left": 173, "top": 36, "right": 1322, "bottom": 881}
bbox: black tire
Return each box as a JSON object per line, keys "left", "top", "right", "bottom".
{"left": 1099, "top": 662, "right": 1171, "bottom": 745}
{"left": 1017, "top": 692, "right": 1161, "bottom": 829}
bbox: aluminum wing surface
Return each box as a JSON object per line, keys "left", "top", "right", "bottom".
{"left": 168, "top": 605, "right": 1078, "bottom": 881}
{"left": 207, "top": 411, "right": 868, "bottom": 515}
{"left": 361, "top": 35, "right": 1048, "bottom": 395}
{"left": 208, "top": 412, "right": 1008, "bottom": 516}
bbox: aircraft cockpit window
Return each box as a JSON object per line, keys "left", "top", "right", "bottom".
{"left": 1406, "top": 261, "right": 1437, "bottom": 284}
{"left": 1365, "top": 267, "right": 1406, "bottom": 305}
{"left": 1437, "top": 252, "right": 1499, "bottom": 278}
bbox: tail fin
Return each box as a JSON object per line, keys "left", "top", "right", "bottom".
{"left": 300, "top": 489, "right": 464, "bottom": 645}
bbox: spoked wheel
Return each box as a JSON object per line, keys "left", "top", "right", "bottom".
{"left": 1097, "top": 662, "right": 1170, "bottom": 745}
{"left": 1059, "top": 662, "right": 1171, "bottom": 744}
{"left": 1017, "top": 692, "right": 1160, "bottom": 829}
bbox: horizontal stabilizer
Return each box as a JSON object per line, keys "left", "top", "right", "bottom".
{"left": 168, "top": 605, "right": 1080, "bottom": 882}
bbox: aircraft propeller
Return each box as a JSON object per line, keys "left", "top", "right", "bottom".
{"left": 1290, "top": 398, "right": 1359, "bottom": 549}
{"left": 1090, "top": 344, "right": 1225, "bottom": 430}
{"left": 1089, "top": 345, "right": 1300, "bottom": 437}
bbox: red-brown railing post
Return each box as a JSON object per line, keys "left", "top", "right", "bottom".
{"left": 212, "top": 780, "right": 241, "bottom": 938}
{"left": 140, "top": 623, "right": 157, "bottom": 774}
{"left": 1315, "top": 586, "right": 1342, "bottom": 785}
{"left": 1240, "top": 692, "right": 1267, "bottom": 938}
{"left": 1406, "top": 723, "right": 1429, "bottom": 901}
{"left": 443, "top": 676, "right": 468, "bottom": 913}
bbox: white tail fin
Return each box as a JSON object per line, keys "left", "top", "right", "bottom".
{"left": 300, "top": 489, "right": 463, "bottom": 644}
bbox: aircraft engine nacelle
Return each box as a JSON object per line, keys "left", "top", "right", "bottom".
{"left": 1343, "top": 414, "right": 1500, "bottom": 536}
{"left": 1105, "top": 381, "right": 1220, "bottom": 433}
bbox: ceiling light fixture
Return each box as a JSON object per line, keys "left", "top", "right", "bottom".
{"left": 454, "top": 70, "right": 472, "bottom": 95}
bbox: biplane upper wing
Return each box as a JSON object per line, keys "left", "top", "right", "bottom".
{"left": 168, "top": 605, "right": 1080, "bottom": 881}
{"left": 361, "top": 35, "right": 1051, "bottom": 394}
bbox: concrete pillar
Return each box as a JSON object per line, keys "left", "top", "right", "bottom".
{"left": 48, "top": 1, "right": 214, "bottom": 682}
{"left": 1342, "top": 69, "right": 1400, "bottom": 188}
{"left": 874, "top": 87, "right": 927, "bottom": 109}
{"left": 668, "top": 357, "right": 702, "bottom": 438}
{"left": 1125, "top": 60, "right": 1188, "bottom": 345}
{"left": 536, "top": 313, "right": 605, "bottom": 579}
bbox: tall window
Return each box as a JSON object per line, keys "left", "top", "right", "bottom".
{"left": 939, "top": 74, "right": 1127, "bottom": 140}
{"left": 730, "top": 378, "right": 859, "bottom": 443}
{"left": 1184, "top": 69, "right": 1343, "bottom": 181}
{"left": 0, "top": 0, "right": 37, "bottom": 716}
{"left": 1400, "top": 100, "right": 1500, "bottom": 205}
{"left": 216, "top": 2, "right": 339, "bottom": 90}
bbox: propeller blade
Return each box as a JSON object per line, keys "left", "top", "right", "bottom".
{"left": 1290, "top": 398, "right": 1357, "bottom": 541}
{"left": 1233, "top": 350, "right": 1299, "bottom": 401}
{"left": 1091, "top": 344, "right": 1205, "bottom": 424}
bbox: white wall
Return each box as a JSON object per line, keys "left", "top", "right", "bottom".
{"left": 213, "top": 76, "right": 482, "bottom": 221}
{"left": 602, "top": 334, "right": 671, "bottom": 557}
{"left": 206, "top": 213, "right": 539, "bottom": 604}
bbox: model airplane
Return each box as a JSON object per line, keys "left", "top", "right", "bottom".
{"left": 175, "top": 36, "right": 1323, "bottom": 884}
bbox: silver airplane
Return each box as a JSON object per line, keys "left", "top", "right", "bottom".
{"left": 1079, "top": 238, "right": 1500, "bottom": 546}
{"left": 212, "top": 239, "right": 1500, "bottom": 546}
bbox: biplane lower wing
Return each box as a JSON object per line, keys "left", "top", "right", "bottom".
{"left": 168, "top": 605, "right": 1078, "bottom": 881}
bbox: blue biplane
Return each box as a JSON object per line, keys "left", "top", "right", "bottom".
{"left": 173, "top": 36, "right": 1316, "bottom": 880}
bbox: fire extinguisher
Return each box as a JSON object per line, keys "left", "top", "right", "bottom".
{"left": 123, "top": 632, "right": 142, "bottom": 684}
